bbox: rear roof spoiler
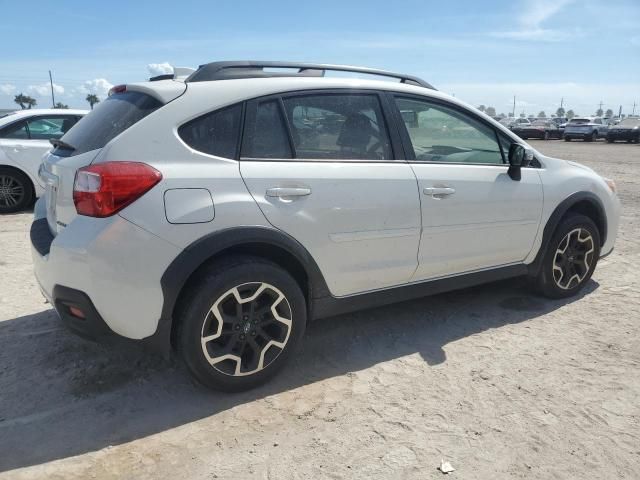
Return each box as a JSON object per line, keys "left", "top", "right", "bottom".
{"left": 148, "top": 67, "right": 196, "bottom": 83}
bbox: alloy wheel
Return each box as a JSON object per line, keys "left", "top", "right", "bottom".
{"left": 0, "top": 174, "right": 25, "bottom": 209}
{"left": 200, "top": 282, "right": 292, "bottom": 376}
{"left": 552, "top": 228, "right": 595, "bottom": 290}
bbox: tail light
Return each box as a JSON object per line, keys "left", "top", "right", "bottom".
{"left": 73, "top": 162, "right": 162, "bottom": 217}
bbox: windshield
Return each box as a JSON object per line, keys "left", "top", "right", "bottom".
{"left": 618, "top": 118, "right": 640, "bottom": 127}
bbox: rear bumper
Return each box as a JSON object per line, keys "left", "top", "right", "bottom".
{"left": 607, "top": 131, "right": 639, "bottom": 141}
{"left": 30, "top": 197, "right": 181, "bottom": 347}
{"left": 564, "top": 131, "right": 594, "bottom": 139}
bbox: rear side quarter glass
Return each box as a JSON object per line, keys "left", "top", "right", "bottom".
{"left": 178, "top": 103, "right": 243, "bottom": 158}
{"left": 56, "top": 91, "right": 162, "bottom": 156}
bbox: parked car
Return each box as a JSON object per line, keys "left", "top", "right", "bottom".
{"left": 563, "top": 117, "right": 608, "bottom": 142}
{"left": 606, "top": 117, "right": 640, "bottom": 143}
{"left": 511, "top": 119, "right": 562, "bottom": 140}
{"left": 31, "top": 61, "right": 620, "bottom": 391}
{"left": 0, "top": 109, "right": 87, "bottom": 212}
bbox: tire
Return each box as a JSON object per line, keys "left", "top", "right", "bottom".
{"left": 564, "top": 136, "right": 571, "bottom": 142}
{"left": 535, "top": 213, "right": 601, "bottom": 299}
{"left": 0, "top": 167, "right": 34, "bottom": 214}
{"left": 606, "top": 137, "right": 614, "bottom": 143}
{"left": 177, "top": 255, "right": 307, "bottom": 392}
{"left": 586, "top": 131, "right": 597, "bottom": 142}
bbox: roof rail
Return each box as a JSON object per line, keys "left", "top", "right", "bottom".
{"left": 185, "top": 61, "right": 436, "bottom": 90}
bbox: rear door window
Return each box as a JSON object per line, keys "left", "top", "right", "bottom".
{"left": 178, "top": 104, "right": 242, "bottom": 159}
{"left": 57, "top": 91, "right": 162, "bottom": 156}
{"left": 282, "top": 93, "right": 392, "bottom": 160}
{"left": 26, "top": 116, "right": 79, "bottom": 140}
{"left": 241, "top": 100, "right": 292, "bottom": 159}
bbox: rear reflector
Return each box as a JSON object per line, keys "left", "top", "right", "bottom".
{"left": 73, "top": 162, "right": 162, "bottom": 217}
{"left": 68, "top": 306, "right": 86, "bottom": 319}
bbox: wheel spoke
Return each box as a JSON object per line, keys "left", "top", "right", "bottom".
{"left": 552, "top": 227, "right": 595, "bottom": 290}
{"left": 200, "top": 282, "right": 293, "bottom": 377}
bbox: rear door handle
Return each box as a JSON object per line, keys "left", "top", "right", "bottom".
{"left": 423, "top": 186, "right": 456, "bottom": 198}
{"left": 266, "top": 187, "right": 312, "bottom": 198}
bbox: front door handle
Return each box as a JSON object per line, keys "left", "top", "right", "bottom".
{"left": 266, "top": 187, "right": 312, "bottom": 198}
{"left": 423, "top": 186, "right": 456, "bottom": 198}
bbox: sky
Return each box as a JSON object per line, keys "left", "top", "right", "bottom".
{"left": 0, "top": 0, "right": 638, "bottom": 116}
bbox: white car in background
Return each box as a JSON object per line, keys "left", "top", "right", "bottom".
{"left": 0, "top": 109, "right": 87, "bottom": 213}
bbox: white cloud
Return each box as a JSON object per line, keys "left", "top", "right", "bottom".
{"left": 28, "top": 83, "right": 64, "bottom": 96}
{"left": 490, "top": 0, "right": 576, "bottom": 42}
{"left": 147, "top": 62, "right": 173, "bottom": 76}
{"left": 0, "top": 83, "right": 16, "bottom": 95}
{"left": 519, "top": 0, "right": 574, "bottom": 30}
{"left": 80, "top": 78, "right": 113, "bottom": 97}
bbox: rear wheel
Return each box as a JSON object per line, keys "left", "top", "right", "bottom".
{"left": 0, "top": 167, "right": 34, "bottom": 214}
{"left": 606, "top": 137, "right": 614, "bottom": 143}
{"left": 535, "top": 214, "right": 600, "bottom": 299}
{"left": 564, "top": 136, "right": 571, "bottom": 142}
{"left": 178, "top": 256, "right": 306, "bottom": 391}
{"left": 586, "top": 131, "right": 598, "bottom": 142}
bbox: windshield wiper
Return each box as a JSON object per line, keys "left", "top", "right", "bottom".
{"left": 49, "top": 138, "right": 76, "bottom": 151}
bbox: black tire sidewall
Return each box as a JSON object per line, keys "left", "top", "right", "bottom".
{"left": 178, "top": 256, "right": 307, "bottom": 392}
{"left": 0, "top": 167, "right": 34, "bottom": 213}
{"left": 537, "top": 214, "right": 601, "bottom": 299}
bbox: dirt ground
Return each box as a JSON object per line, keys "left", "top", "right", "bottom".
{"left": 1, "top": 140, "right": 638, "bottom": 479}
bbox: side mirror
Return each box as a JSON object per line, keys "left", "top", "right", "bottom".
{"left": 507, "top": 143, "right": 525, "bottom": 181}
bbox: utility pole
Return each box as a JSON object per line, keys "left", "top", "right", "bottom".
{"left": 598, "top": 100, "right": 604, "bottom": 113}
{"left": 633, "top": 101, "right": 637, "bottom": 116}
{"left": 619, "top": 105, "right": 623, "bottom": 118}
{"left": 560, "top": 97, "right": 564, "bottom": 109}
{"left": 512, "top": 95, "right": 516, "bottom": 117}
{"left": 48, "top": 70, "right": 55, "bottom": 108}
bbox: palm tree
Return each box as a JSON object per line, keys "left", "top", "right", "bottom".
{"left": 54, "top": 102, "right": 69, "bottom": 109}
{"left": 14, "top": 93, "right": 37, "bottom": 110}
{"left": 86, "top": 94, "right": 100, "bottom": 110}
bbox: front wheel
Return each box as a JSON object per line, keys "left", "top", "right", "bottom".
{"left": 178, "top": 256, "right": 306, "bottom": 391}
{"left": 535, "top": 214, "right": 600, "bottom": 299}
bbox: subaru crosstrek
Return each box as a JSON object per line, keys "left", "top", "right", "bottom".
{"left": 31, "top": 61, "right": 621, "bottom": 391}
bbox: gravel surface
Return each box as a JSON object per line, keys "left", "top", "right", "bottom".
{"left": 1, "top": 140, "right": 638, "bottom": 479}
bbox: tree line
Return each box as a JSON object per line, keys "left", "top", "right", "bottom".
{"left": 12, "top": 93, "right": 101, "bottom": 110}
{"left": 478, "top": 105, "right": 616, "bottom": 119}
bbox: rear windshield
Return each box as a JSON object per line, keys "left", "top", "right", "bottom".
{"left": 532, "top": 120, "right": 548, "bottom": 126}
{"left": 55, "top": 91, "right": 162, "bottom": 156}
{"left": 569, "top": 118, "right": 590, "bottom": 124}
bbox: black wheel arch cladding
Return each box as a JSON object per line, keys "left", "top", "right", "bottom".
{"left": 152, "top": 226, "right": 330, "bottom": 352}
{"left": 528, "top": 191, "right": 607, "bottom": 277}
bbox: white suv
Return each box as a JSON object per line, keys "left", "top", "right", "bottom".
{"left": 30, "top": 62, "right": 620, "bottom": 391}
{"left": 0, "top": 109, "right": 87, "bottom": 212}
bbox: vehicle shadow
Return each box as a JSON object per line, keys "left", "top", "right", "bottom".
{"left": 0, "top": 277, "right": 598, "bottom": 472}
